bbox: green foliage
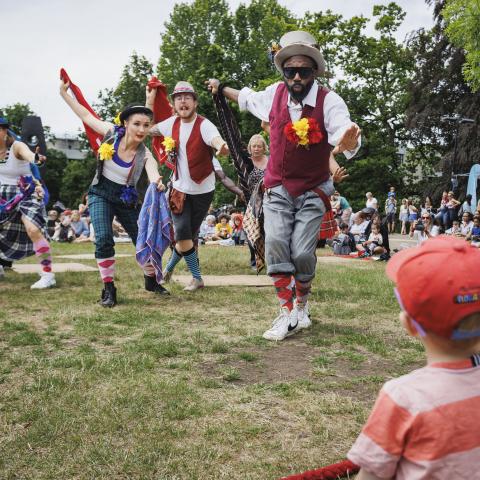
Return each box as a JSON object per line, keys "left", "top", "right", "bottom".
{"left": 42, "top": 148, "right": 68, "bottom": 206}
{"left": 59, "top": 155, "right": 97, "bottom": 207}
{"left": 443, "top": 0, "right": 480, "bottom": 92}
{"left": 0, "top": 103, "right": 34, "bottom": 133}
{"left": 405, "top": 1, "right": 480, "bottom": 200}
{"left": 94, "top": 52, "right": 154, "bottom": 121}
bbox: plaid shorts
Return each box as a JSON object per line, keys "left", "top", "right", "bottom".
{"left": 0, "top": 184, "right": 48, "bottom": 261}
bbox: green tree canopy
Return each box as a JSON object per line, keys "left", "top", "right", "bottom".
{"left": 443, "top": 0, "right": 480, "bottom": 92}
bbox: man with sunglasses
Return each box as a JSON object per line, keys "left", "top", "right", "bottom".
{"left": 207, "top": 31, "right": 361, "bottom": 341}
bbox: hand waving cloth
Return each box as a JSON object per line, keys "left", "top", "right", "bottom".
{"left": 147, "top": 77, "right": 174, "bottom": 165}
{"left": 59, "top": 68, "right": 102, "bottom": 152}
{"left": 136, "top": 183, "right": 172, "bottom": 283}
{"left": 213, "top": 90, "right": 265, "bottom": 272}
{"left": 212, "top": 91, "right": 253, "bottom": 202}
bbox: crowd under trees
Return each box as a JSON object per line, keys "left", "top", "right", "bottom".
{"left": 2, "top": 0, "right": 479, "bottom": 210}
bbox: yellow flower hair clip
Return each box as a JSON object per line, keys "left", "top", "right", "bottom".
{"left": 113, "top": 112, "right": 122, "bottom": 126}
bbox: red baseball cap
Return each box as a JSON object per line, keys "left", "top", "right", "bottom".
{"left": 386, "top": 236, "right": 480, "bottom": 339}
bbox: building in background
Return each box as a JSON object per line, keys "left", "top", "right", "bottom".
{"left": 48, "top": 134, "right": 86, "bottom": 160}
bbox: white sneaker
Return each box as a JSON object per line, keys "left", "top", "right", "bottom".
{"left": 30, "top": 272, "right": 56, "bottom": 289}
{"left": 262, "top": 307, "right": 300, "bottom": 341}
{"left": 292, "top": 301, "right": 312, "bottom": 330}
{"left": 183, "top": 278, "right": 205, "bottom": 291}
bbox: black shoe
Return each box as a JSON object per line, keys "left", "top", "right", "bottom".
{"left": 100, "top": 281, "right": 117, "bottom": 307}
{"left": 144, "top": 275, "right": 170, "bottom": 295}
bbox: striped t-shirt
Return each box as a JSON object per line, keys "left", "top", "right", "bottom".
{"left": 348, "top": 356, "right": 480, "bottom": 479}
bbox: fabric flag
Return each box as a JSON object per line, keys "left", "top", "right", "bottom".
{"left": 146, "top": 77, "right": 174, "bottom": 166}
{"left": 212, "top": 91, "right": 252, "bottom": 202}
{"left": 60, "top": 68, "right": 103, "bottom": 152}
{"left": 136, "top": 183, "right": 172, "bottom": 284}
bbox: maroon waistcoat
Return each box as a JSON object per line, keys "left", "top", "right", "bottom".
{"left": 172, "top": 115, "right": 213, "bottom": 184}
{"left": 266, "top": 83, "right": 331, "bottom": 198}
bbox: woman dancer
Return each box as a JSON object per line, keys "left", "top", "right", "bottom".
{"left": 60, "top": 80, "right": 167, "bottom": 307}
{"left": 0, "top": 117, "right": 54, "bottom": 288}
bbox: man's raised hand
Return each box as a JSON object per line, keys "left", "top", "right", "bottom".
{"left": 332, "top": 124, "right": 361, "bottom": 155}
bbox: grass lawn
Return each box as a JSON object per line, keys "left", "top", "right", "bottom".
{"left": 0, "top": 243, "right": 424, "bottom": 479}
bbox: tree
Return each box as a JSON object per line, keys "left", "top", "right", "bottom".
{"left": 443, "top": 0, "right": 480, "bottom": 92}
{"left": 0, "top": 103, "right": 35, "bottom": 133}
{"left": 59, "top": 155, "right": 97, "bottom": 208}
{"left": 95, "top": 52, "right": 154, "bottom": 121}
{"left": 331, "top": 3, "right": 414, "bottom": 208}
{"left": 405, "top": 0, "right": 480, "bottom": 201}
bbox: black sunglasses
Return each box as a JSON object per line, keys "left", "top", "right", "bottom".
{"left": 282, "top": 67, "right": 314, "bottom": 80}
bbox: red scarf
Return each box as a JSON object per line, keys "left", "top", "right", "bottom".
{"left": 60, "top": 68, "right": 103, "bottom": 152}
{"left": 147, "top": 77, "right": 174, "bottom": 166}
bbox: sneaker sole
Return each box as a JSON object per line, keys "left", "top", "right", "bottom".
{"left": 30, "top": 282, "right": 56, "bottom": 290}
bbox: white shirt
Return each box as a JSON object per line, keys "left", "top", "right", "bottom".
{"left": 0, "top": 142, "right": 32, "bottom": 185}
{"left": 102, "top": 148, "right": 156, "bottom": 185}
{"left": 238, "top": 81, "right": 360, "bottom": 159}
{"left": 366, "top": 197, "right": 378, "bottom": 209}
{"left": 461, "top": 221, "right": 474, "bottom": 236}
{"left": 152, "top": 115, "right": 221, "bottom": 195}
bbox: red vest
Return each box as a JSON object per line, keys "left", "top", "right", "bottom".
{"left": 266, "top": 83, "right": 331, "bottom": 198}
{"left": 172, "top": 115, "right": 214, "bottom": 184}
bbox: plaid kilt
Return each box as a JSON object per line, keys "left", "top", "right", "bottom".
{"left": 318, "top": 210, "right": 337, "bottom": 240}
{"left": 0, "top": 184, "right": 48, "bottom": 261}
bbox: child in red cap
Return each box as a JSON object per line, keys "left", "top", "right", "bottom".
{"left": 348, "top": 236, "right": 480, "bottom": 479}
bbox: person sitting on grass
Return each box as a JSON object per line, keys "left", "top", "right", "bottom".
{"left": 70, "top": 209, "right": 90, "bottom": 241}
{"left": 356, "top": 223, "right": 385, "bottom": 257}
{"left": 348, "top": 236, "right": 480, "bottom": 479}
{"left": 459, "top": 211, "right": 474, "bottom": 238}
{"left": 330, "top": 222, "right": 355, "bottom": 255}
{"left": 466, "top": 215, "right": 480, "bottom": 246}
{"left": 231, "top": 214, "right": 246, "bottom": 246}
{"left": 445, "top": 219, "right": 461, "bottom": 236}
{"left": 198, "top": 214, "right": 216, "bottom": 244}
{"left": 213, "top": 213, "right": 232, "bottom": 240}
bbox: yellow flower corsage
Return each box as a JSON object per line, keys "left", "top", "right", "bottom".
{"left": 98, "top": 142, "right": 115, "bottom": 161}
{"left": 162, "top": 136, "right": 176, "bottom": 153}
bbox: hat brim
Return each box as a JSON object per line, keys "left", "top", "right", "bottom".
{"left": 386, "top": 236, "right": 457, "bottom": 283}
{"left": 171, "top": 91, "right": 197, "bottom": 100}
{"left": 274, "top": 44, "right": 325, "bottom": 76}
{"left": 119, "top": 106, "right": 153, "bottom": 123}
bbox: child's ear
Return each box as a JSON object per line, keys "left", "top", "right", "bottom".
{"left": 400, "top": 311, "right": 420, "bottom": 337}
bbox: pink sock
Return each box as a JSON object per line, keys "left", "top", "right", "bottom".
{"left": 33, "top": 238, "right": 52, "bottom": 273}
{"left": 97, "top": 257, "right": 115, "bottom": 283}
{"left": 142, "top": 262, "right": 155, "bottom": 277}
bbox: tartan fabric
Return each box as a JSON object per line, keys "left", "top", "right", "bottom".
{"left": 88, "top": 177, "right": 139, "bottom": 259}
{"left": 212, "top": 91, "right": 253, "bottom": 202}
{"left": 243, "top": 202, "right": 265, "bottom": 272}
{"left": 0, "top": 184, "right": 48, "bottom": 261}
{"left": 318, "top": 210, "right": 337, "bottom": 240}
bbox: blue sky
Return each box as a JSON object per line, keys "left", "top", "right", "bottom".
{"left": 2, "top": 0, "right": 434, "bottom": 135}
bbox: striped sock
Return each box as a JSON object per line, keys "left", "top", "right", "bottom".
{"left": 166, "top": 248, "right": 183, "bottom": 273}
{"left": 295, "top": 278, "right": 312, "bottom": 306}
{"left": 272, "top": 274, "right": 294, "bottom": 311}
{"left": 183, "top": 247, "right": 201, "bottom": 280}
{"left": 33, "top": 238, "right": 52, "bottom": 273}
{"left": 97, "top": 257, "right": 115, "bottom": 283}
{"left": 142, "top": 261, "right": 155, "bottom": 277}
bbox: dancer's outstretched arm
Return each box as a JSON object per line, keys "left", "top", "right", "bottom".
{"left": 60, "top": 80, "right": 111, "bottom": 136}
{"left": 205, "top": 79, "right": 240, "bottom": 103}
